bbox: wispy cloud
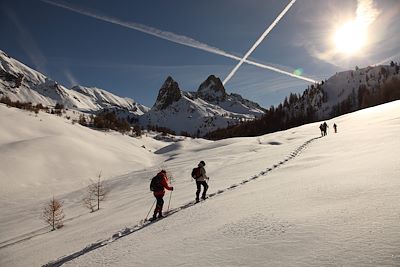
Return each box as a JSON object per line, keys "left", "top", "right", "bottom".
{"left": 3, "top": 6, "right": 47, "bottom": 73}
{"left": 63, "top": 68, "right": 79, "bottom": 87}
{"left": 223, "top": 0, "right": 297, "bottom": 85}
{"left": 41, "top": 0, "right": 316, "bottom": 84}
{"left": 356, "top": 0, "right": 380, "bottom": 26}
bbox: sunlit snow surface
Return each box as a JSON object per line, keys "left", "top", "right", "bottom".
{"left": 0, "top": 101, "right": 399, "bottom": 266}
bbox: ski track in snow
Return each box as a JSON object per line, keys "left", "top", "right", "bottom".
{"left": 43, "top": 136, "right": 321, "bottom": 267}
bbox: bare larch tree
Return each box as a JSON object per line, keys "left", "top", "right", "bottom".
{"left": 83, "top": 172, "right": 108, "bottom": 212}
{"left": 42, "top": 196, "right": 65, "bottom": 231}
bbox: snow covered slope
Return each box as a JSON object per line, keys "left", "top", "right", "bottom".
{"left": 322, "top": 65, "right": 399, "bottom": 109}
{"left": 140, "top": 75, "right": 266, "bottom": 136}
{"left": 285, "top": 64, "right": 400, "bottom": 121}
{"left": 1, "top": 101, "right": 399, "bottom": 266}
{"left": 0, "top": 103, "right": 167, "bottom": 201}
{"left": 0, "top": 50, "right": 148, "bottom": 114}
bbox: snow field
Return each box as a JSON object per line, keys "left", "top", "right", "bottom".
{"left": 0, "top": 101, "right": 399, "bottom": 266}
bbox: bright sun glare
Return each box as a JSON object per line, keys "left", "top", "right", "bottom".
{"left": 333, "top": 20, "right": 367, "bottom": 55}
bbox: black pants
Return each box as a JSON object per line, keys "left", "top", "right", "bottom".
{"left": 154, "top": 195, "right": 164, "bottom": 216}
{"left": 196, "top": 181, "right": 208, "bottom": 200}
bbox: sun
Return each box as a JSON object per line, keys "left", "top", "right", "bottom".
{"left": 333, "top": 20, "right": 367, "bottom": 55}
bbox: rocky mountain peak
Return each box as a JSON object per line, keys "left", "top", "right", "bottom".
{"left": 153, "top": 76, "right": 182, "bottom": 110}
{"left": 197, "top": 75, "right": 227, "bottom": 102}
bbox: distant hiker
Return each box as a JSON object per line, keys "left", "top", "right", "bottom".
{"left": 149, "top": 170, "right": 173, "bottom": 220}
{"left": 333, "top": 123, "right": 337, "bottom": 133}
{"left": 323, "top": 122, "right": 328, "bottom": 136}
{"left": 192, "top": 161, "right": 209, "bottom": 202}
{"left": 319, "top": 124, "right": 324, "bottom": 136}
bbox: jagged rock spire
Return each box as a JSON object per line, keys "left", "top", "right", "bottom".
{"left": 197, "top": 75, "right": 227, "bottom": 102}
{"left": 153, "top": 76, "right": 182, "bottom": 110}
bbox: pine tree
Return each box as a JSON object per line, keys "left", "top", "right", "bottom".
{"left": 78, "top": 114, "right": 87, "bottom": 126}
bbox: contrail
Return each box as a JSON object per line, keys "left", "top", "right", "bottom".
{"left": 244, "top": 59, "right": 316, "bottom": 83}
{"left": 41, "top": 0, "right": 316, "bottom": 83}
{"left": 374, "top": 51, "right": 400, "bottom": 66}
{"left": 223, "top": 0, "right": 297, "bottom": 85}
{"left": 40, "top": 0, "right": 231, "bottom": 58}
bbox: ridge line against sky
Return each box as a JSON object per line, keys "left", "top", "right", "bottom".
{"left": 223, "top": 0, "right": 297, "bottom": 85}
{"left": 40, "top": 0, "right": 317, "bottom": 84}
{"left": 374, "top": 51, "right": 400, "bottom": 66}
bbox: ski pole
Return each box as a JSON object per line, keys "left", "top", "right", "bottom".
{"left": 167, "top": 191, "right": 172, "bottom": 213}
{"left": 144, "top": 199, "right": 156, "bottom": 221}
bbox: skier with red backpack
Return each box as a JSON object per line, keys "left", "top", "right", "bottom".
{"left": 192, "top": 161, "right": 209, "bottom": 203}
{"left": 149, "top": 170, "right": 173, "bottom": 221}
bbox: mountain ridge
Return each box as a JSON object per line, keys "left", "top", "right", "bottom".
{"left": 0, "top": 50, "right": 265, "bottom": 136}
{"left": 141, "top": 75, "right": 266, "bottom": 136}
{"left": 1, "top": 49, "right": 399, "bottom": 138}
{"left": 0, "top": 50, "right": 148, "bottom": 116}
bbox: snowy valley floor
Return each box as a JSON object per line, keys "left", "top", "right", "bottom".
{"left": 0, "top": 101, "right": 400, "bottom": 266}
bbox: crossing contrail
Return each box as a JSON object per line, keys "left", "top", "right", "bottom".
{"left": 223, "top": 0, "right": 297, "bottom": 85}
{"left": 41, "top": 0, "right": 316, "bottom": 83}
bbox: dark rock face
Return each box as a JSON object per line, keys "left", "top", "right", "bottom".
{"left": 0, "top": 70, "right": 23, "bottom": 88}
{"left": 153, "top": 76, "right": 182, "bottom": 110}
{"left": 197, "top": 75, "right": 227, "bottom": 102}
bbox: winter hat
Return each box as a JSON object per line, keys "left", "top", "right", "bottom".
{"left": 160, "top": 169, "right": 166, "bottom": 174}
{"left": 199, "top": 161, "right": 206, "bottom": 166}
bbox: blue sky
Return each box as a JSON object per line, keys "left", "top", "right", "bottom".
{"left": 1, "top": 0, "right": 399, "bottom": 108}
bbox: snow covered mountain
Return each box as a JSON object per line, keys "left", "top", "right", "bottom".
{"left": 0, "top": 50, "right": 148, "bottom": 115}
{"left": 142, "top": 64, "right": 399, "bottom": 138}
{"left": 0, "top": 51, "right": 264, "bottom": 136}
{"left": 207, "top": 63, "right": 400, "bottom": 139}
{"left": 140, "top": 75, "right": 266, "bottom": 136}
{"left": 284, "top": 64, "right": 400, "bottom": 121}
{"left": 2, "top": 49, "right": 398, "bottom": 138}
{"left": 197, "top": 74, "right": 265, "bottom": 115}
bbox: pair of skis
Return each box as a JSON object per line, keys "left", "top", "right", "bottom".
{"left": 145, "top": 197, "right": 208, "bottom": 223}
{"left": 195, "top": 197, "right": 208, "bottom": 203}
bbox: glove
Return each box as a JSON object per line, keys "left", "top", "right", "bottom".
{"left": 171, "top": 187, "right": 174, "bottom": 191}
